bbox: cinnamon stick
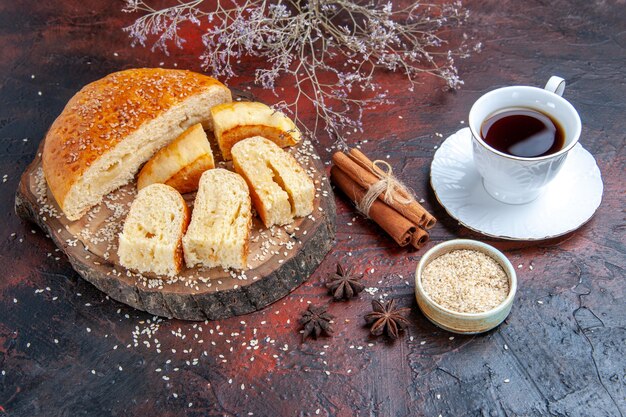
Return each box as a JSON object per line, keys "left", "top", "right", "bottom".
{"left": 349, "top": 148, "right": 437, "bottom": 229}
{"left": 332, "top": 150, "right": 437, "bottom": 229}
{"left": 330, "top": 166, "right": 415, "bottom": 247}
{"left": 411, "top": 226, "right": 429, "bottom": 250}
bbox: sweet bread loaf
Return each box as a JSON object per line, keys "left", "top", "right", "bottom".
{"left": 118, "top": 184, "right": 189, "bottom": 277}
{"left": 231, "top": 136, "right": 314, "bottom": 227}
{"left": 137, "top": 123, "right": 215, "bottom": 194}
{"left": 182, "top": 169, "right": 252, "bottom": 270}
{"left": 42, "top": 68, "right": 231, "bottom": 220}
{"left": 211, "top": 101, "right": 301, "bottom": 160}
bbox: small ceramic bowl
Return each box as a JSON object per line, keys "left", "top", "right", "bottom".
{"left": 415, "top": 239, "right": 517, "bottom": 334}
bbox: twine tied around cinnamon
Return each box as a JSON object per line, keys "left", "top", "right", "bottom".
{"left": 355, "top": 160, "right": 415, "bottom": 218}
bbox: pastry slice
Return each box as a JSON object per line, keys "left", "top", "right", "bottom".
{"left": 182, "top": 169, "right": 252, "bottom": 270}
{"left": 210, "top": 101, "right": 301, "bottom": 160}
{"left": 231, "top": 136, "right": 314, "bottom": 227}
{"left": 137, "top": 123, "right": 215, "bottom": 194}
{"left": 118, "top": 184, "right": 189, "bottom": 277}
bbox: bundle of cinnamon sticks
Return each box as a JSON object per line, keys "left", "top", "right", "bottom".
{"left": 330, "top": 148, "right": 436, "bottom": 249}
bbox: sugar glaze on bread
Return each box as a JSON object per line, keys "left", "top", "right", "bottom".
{"left": 42, "top": 68, "right": 231, "bottom": 221}
{"left": 118, "top": 184, "right": 190, "bottom": 277}
{"left": 182, "top": 169, "right": 252, "bottom": 270}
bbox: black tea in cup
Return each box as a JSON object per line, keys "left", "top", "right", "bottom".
{"left": 480, "top": 108, "right": 565, "bottom": 158}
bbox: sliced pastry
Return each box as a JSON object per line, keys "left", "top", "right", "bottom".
{"left": 231, "top": 136, "right": 314, "bottom": 227}
{"left": 42, "top": 68, "right": 231, "bottom": 221}
{"left": 182, "top": 169, "right": 252, "bottom": 270}
{"left": 118, "top": 184, "right": 189, "bottom": 277}
{"left": 210, "top": 101, "right": 301, "bottom": 160}
{"left": 137, "top": 123, "right": 215, "bottom": 194}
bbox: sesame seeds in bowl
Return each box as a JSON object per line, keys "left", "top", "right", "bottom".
{"left": 415, "top": 239, "right": 517, "bottom": 334}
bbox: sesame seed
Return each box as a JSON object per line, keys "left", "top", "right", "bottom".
{"left": 422, "top": 249, "right": 509, "bottom": 313}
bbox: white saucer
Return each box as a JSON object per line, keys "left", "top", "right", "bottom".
{"left": 430, "top": 128, "right": 603, "bottom": 240}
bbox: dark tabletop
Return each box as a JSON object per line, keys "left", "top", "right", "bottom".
{"left": 1, "top": 1, "right": 625, "bottom": 416}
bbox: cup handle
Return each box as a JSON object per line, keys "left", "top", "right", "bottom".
{"left": 544, "top": 76, "right": 566, "bottom": 96}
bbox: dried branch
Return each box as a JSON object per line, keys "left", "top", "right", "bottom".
{"left": 123, "top": 0, "right": 480, "bottom": 148}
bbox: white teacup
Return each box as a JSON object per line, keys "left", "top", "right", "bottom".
{"left": 469, "top": 76, "right": 582, "bottom": 204}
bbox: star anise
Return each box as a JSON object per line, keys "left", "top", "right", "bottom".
{"left": 300, "top": 305, "right": 334, "bottom": 342}
{"left": 326, "top": 263, "right": 365, "bottom": 300}
{"left": 364, "top": 299, "right": 411, "bottom": 339}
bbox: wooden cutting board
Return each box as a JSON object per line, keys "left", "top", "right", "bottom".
{"left": 15, "top": 139, "right": 336, "bottom": 321}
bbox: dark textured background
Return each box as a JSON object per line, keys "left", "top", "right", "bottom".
{"left": 1, "top": 1, "right": 625, "bottom": 416}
